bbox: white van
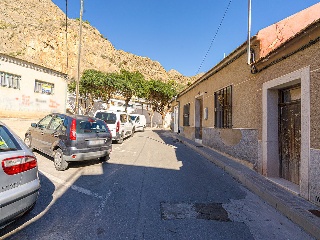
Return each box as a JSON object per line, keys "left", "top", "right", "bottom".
{"left": 94, "top": 110, "right": 134, "bottom": 143}
{"left": 130, "top": 114, "right": 147, "bottom": 132}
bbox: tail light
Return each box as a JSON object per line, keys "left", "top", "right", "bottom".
{"left": 2, "top": 155, "right": 37, "bottom": 175}
{"left": 70, "top": 119, "right": 76, "bottom": 140}
{"left": 116, "top": 121, "right": 120, "bottom": 133}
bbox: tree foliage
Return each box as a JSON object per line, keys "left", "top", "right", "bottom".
{"left": 68, "top": 68, "right": 183, "bottom": 124}
{"left": 68, "top": 69, "right": 118, "bottom": 114}
{"left": 145, "top": 79, "right": 178, "bottom": 126}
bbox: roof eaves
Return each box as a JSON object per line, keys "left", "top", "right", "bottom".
{"left": 254, "top": 18, "right": 320, "bottom": 70}
{"left": 0, "top": 52, "right": 68, "bottom": 79}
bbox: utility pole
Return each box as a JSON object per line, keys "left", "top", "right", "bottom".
{"left": 247, "top": 0, "right": 252, "bottom": 65}
{"left": 75, "top": 0, "right": 83, "bottom": 114}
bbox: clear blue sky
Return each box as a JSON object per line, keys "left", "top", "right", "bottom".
{"left": 52, "top": 0, "right": 319, "bottom": 77}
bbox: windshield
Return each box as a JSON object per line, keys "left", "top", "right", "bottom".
{"left": 95, "top": 112, "right": 117, "bottom": 124}
{"left": 76, "top": 119, "right": 109, "bottom": 133}
{"left": 0, "top": 125, "right": 21, "bottom": 152}
{"left": 130, "top": 115, "right": 137, "bottom": 121}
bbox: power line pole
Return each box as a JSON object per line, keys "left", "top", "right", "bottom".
{"left": 247, "top": 0, "right": 252, "bottom": 65}
{"left": 75, "top": 0, "right": 83, "bottom": 114}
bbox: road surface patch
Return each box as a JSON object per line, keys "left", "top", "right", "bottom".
{"left": 160, "top": 202, "right": 230, "bottom": 221}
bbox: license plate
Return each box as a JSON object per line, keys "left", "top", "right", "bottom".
{"left": 88, "top": 139, "right": 105, "bottom": 146}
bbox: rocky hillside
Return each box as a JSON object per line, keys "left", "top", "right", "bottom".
{"left": 0, "top": 0, "right": 202, "bottom": 84}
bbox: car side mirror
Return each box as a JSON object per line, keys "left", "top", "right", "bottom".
{"left": 31, "top": 123, "right": 37, "bottom": 128}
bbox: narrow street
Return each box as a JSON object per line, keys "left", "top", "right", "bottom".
{"left": 0, "top": 127, "right": 314, "bottom": 240}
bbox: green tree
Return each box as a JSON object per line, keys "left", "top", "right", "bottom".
{"left": 116, "top": 69, "right": 146, "bottom": 112}
{"left": 145, "top": 79, "right": 178, "bottom": 127}
{"left": 68, "top": 69, "right": 118, "bottom": 114}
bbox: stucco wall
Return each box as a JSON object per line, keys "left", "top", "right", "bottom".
{"left": 254, "top": 41, "right": 320, "bottom": 143}
{"left": 253, "top": 40, "right": 320, "bottom": 206}
{"left": 310, "top": 149, "right": 320, "bottom": 206}
{"left": 203, "top": 128, "right": 258, "bottom": 166}
{"left": 178, "top": 53, "right": 259, "bottom": 166}
{"left": 177, "top": 32, "right": 320, "bottom": 206}
{"left": 0, "top": 55, "right": 67, "bottom": 119}
{"left": 178, "top": 54, "right": 258, "bottom": 130}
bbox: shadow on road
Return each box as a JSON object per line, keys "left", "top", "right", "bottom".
{"left": 0, "top": 173, "right": 55, "bottom": 238}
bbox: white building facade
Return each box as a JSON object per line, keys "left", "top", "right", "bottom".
{"left": 0, "top": 53, "right": 68, "bottom": 119}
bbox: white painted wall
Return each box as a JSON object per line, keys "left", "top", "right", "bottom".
{"left": 0, "top": 54, "right": 67, "bottom": 117}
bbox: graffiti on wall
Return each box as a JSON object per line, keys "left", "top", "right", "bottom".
{"left": 49, "top": 99, "right": 60, "bottom": 109}
{"left": 0, "top": 93, "right": 64, "bottom": 113}
{"left": 21, "top": 95, "right": 31, "bottom": 106}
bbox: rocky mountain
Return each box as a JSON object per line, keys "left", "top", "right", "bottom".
{"left": 0, "top": 0, "right": 202, "bottom": 84}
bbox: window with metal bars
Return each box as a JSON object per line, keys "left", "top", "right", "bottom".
{"left": 183, "top": 103, "right": 190, "bottom": 126}
{"left": 0, "top": 71, "right": 21, "bottom": 89}
{"left": 34, "top": 80, "right": 54, "bottom": 95}
{"left": 214, "top": 85, "right": 232, "bottom": 128}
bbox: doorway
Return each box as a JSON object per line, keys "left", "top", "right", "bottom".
{"left": 195, "top": 98, "right": 203, "bottom": 139}
{"left": 279, "top": 85, "right": 301, "bottom": 185}
{"left": 262, "top": 66, "right": 310, "bottom": 198}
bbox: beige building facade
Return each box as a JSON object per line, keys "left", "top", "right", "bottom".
{"left": 0, "top": 53, "right": 68, "bottom": 119}
{"left": 175, "top": 4, "right": 320, "bottom": 206}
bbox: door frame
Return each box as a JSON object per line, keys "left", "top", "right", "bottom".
{"left": 278, "top": 84, "right": 301, "bottom": 184}
{"left": 194, "top": 93, "right": 204, "bottom": 140}
{"left": 262, "top": 66, "right": 310, "bottom": 198}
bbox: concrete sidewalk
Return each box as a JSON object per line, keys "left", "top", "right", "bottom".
{"left": 0, "top": 118, "right": 37, "bottom": 139}
{"left": 172, "top": 133, "right": 320, "bottom": 240}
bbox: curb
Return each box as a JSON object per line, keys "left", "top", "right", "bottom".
{"left": 174, "top": 134, "right": 320, "bottom": 240}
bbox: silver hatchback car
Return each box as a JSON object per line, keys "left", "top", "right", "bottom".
{"left": 0, "top": 121, "right": 40, "bottom": 229}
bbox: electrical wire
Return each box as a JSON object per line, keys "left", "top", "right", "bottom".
{"left": 196, "top": 0, "right": 233, "bottom": 75}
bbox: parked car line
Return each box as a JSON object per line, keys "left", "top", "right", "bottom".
{"left": 0, "top": 121, "right": 40, "bottom": 229}
{"left": 24, "top": 113, "right": 112, "bottom": 171}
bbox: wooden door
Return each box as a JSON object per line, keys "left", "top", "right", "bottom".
{"left": 195, "top": 98, "right": 203, "bottom": 139}
{"left": 279, "top": 85, "right": 301, "bottom": 185}
{"left": 199, "top": 98, "right": 203, "bottom": 139}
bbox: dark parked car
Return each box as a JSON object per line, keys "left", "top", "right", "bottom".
{"left": 24, "top": 113, "right": 112, "bottom": 171}
{"left": 0, "top": 121, "right": 40, "bottom": 229}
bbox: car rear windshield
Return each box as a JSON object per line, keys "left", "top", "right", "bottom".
{"left": 95, "top": 112, "right": 117, "bottom": 124}
{"left": 76, "top": 119, "right": 109, "bottom": 134}
{"left": 0, "top": 125, "right": 21, "bottom": 152}
{"left": 130, "top": 115, "right": 137, "bottom": 121}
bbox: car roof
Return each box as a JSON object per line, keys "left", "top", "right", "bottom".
{"left": 49, "top": 113, "right": 102, "bottom": 121}
{"left": 95, "top": 110, "right": 128, "bottom": 114}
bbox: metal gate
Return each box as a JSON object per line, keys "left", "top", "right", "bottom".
{"left": 278, "top": 85, "right": 301, "bottom": 185}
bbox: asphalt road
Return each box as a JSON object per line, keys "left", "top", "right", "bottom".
{"left": 0, "top": 120, "right": 315, "bottom": 240}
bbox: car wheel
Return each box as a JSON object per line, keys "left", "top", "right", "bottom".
{"left": 117, "top": 137, "right": 124, "bottom": 144}
{"left": 24, "top": 135, "right": 34, "bottom": 151}
{"left": 54, "top": 148, "right": 68, "bottom": 171}
{"left": 100, "top": 155, "right": 109, "bottom": 162}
